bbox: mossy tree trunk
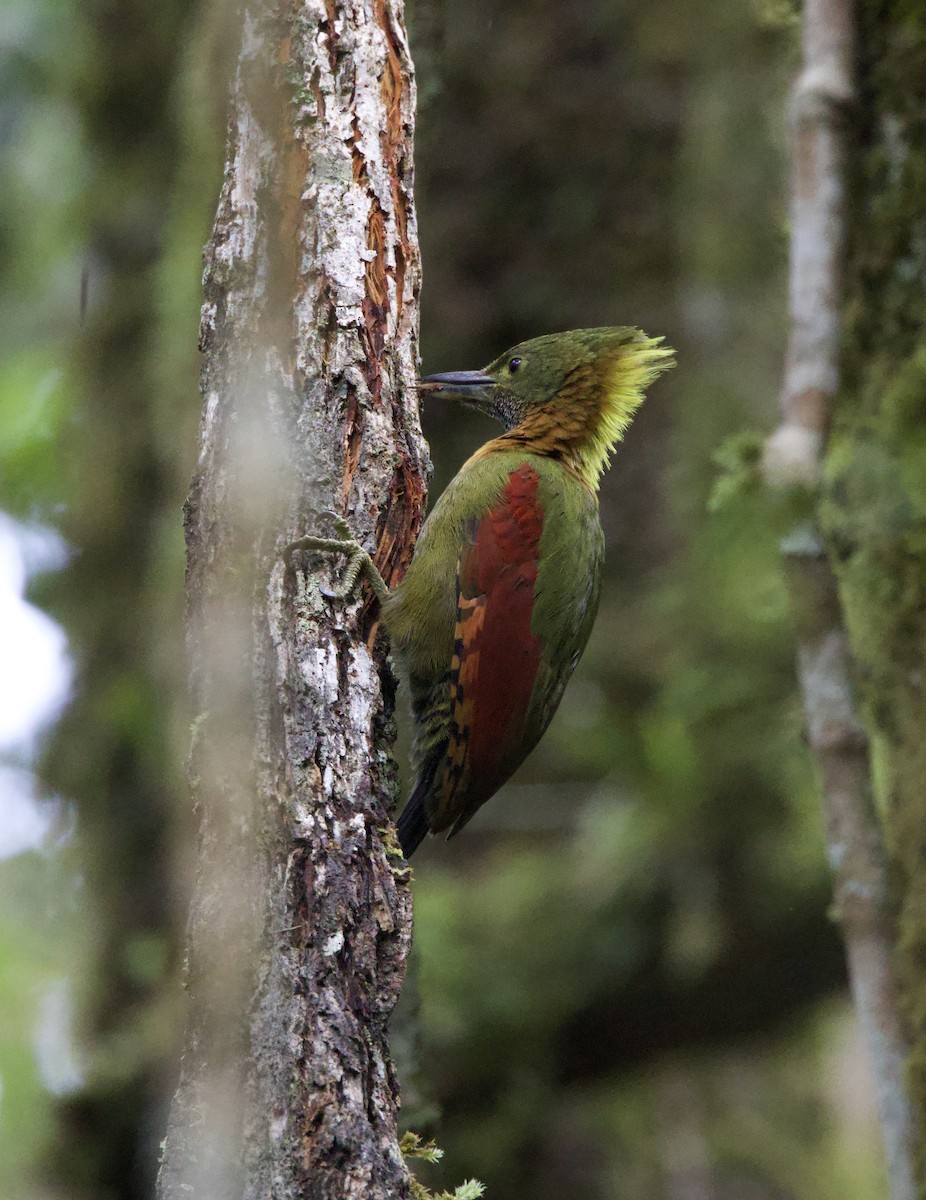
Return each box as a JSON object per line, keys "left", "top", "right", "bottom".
{"left": 768, "top": 1, "right": 926, "bottom": 1196}
{"left": 765, "top": 1, "right": 926, "bottom": 1196}
{"left": 821, "top": 4, "right": 926, "bottom": 1193}
{"left": 156, "top": 1, "right": 427, "bottom": 1197}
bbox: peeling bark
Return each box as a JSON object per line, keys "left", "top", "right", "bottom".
{"left": 764, "top": 3, "right": 915, "bottom": 1197}
{"left": 157, "top": 2, "right": 427, "bottom": 1197}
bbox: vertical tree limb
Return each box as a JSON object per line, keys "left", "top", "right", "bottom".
{"left": 157, "top": 2, "right": 427, "bottom": 1197}
{"left": 763, "top": 3, "right": 914, "bottom": 1197}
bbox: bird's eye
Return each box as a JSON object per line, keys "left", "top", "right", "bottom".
{"left": 508, "top": 357, "right": 522, "bottom": 373}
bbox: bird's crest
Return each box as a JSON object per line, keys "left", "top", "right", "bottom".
{"left": 579, "top": 331, "right": 675, "bottom": 486}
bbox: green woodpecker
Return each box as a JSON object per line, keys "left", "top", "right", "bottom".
{"left": 291, "top": 327, "right": 674, "bottom": 857}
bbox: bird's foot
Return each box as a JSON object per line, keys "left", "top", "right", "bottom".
{"left": 284, "top": 511, "right": 390, "bottom": 604}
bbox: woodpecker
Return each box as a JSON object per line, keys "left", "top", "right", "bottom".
{"left": 291, "top": 328, "right": 674, "bottom": 857}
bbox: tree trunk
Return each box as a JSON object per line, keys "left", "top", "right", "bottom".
{"left": 823, "top": 3, "right": 926, "bottom": 1193}
{"left": 157, "top": 2, "right": 427, "bottom": 1197}
{"left": 766, "top": 2, "right": 925, "bottom": 1197}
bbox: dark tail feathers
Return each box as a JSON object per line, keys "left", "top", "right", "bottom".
{"left": 396, "top": 788, "right": 429, "bottom": 858}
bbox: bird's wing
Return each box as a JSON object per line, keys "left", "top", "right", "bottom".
{"left": 429, "top": 461, "right": 547, "bottom": 836}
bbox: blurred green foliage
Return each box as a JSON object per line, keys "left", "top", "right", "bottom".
{"left": 0, "top": 0, "right": 888, "bottom": 1196}
{"left": 403, "top": 0, "right": 881, "bottom": 1195}
{"left": 0, "top": 848, "right": 86, "bottom": 1195}
{"left": 0, "top": 0, "right": 211, "bottom": 1193}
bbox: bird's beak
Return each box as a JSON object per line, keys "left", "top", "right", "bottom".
{"left": 418, "top": 371, "right": 497, "bottom": 415}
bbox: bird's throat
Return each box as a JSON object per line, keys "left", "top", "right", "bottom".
{"left": 488, "top": 402, "right": 602, "bottom": 488}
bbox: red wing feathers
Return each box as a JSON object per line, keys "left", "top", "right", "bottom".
{"left": 434, "top": 463, "right": 545, "bottom": 833}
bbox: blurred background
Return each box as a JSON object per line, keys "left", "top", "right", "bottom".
{"left": 0, "top": 0, "right": 887, "bottom": 1197}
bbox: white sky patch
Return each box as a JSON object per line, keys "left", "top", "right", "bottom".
{"left": 34, "top": 979, "right": 84, "bottom": 1095}
{"left": 0, "top": 513, "right": 71, "bottom": 858}
{"left": 0, "top": 764, "right": 59, "bottom": 859}
{"left": 0, "top": 514, "right": 70, "bottom": 751}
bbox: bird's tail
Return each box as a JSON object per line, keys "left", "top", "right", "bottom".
{"left": 396, "top": 791, "right": 429, "bottom": 858}
{"left": 396, "top": 750, "right": 445, "bottom": 858}
{"left": 395, "top": 744, "right": 446, "bottom": 859}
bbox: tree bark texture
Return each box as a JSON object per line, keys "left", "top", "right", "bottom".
{"left": 157, "top": 2, "right": 427, "bottom": 1198}
{"left": 765, "top": 2, "right": 917, "bottom": 1197}
{"left": 820, "top": 4, "right": 926, "bottom": 1193}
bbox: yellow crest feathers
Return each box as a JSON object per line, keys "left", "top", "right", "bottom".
{"left": 577, "top": 334, "right": 675, "bottom": 487}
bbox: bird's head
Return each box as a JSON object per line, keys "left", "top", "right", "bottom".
{"left": 419, "top": 327, "right": 674, "bottom": 487}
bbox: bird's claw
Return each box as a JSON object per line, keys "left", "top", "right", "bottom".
{"left": 283, "top": 533, "right": 351, "bottom": 566}
{"left": 317, "top": 509, "right": 355, "bottom": 542}
{"left": 284, "top": 511, "right": 360, "bottom": 564}
{"left": 283, "top": 513, "right": 367, "bottom": 603}
{"left": 284, "top": 512, "right": 390, "bottom": 607}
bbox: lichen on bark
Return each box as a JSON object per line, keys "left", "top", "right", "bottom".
{"left": 157, "top": 1, "right": 427, "bottom": 1197}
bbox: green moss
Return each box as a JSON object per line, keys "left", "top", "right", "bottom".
{"left": 820, "top": 6, "right": 926, "bottom": 1187}
{"left": 707, "top": 430, "right": 765, "bottom": 512}
{"left": 401, "top": 1132, "right": 486, "bottom": 1200}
